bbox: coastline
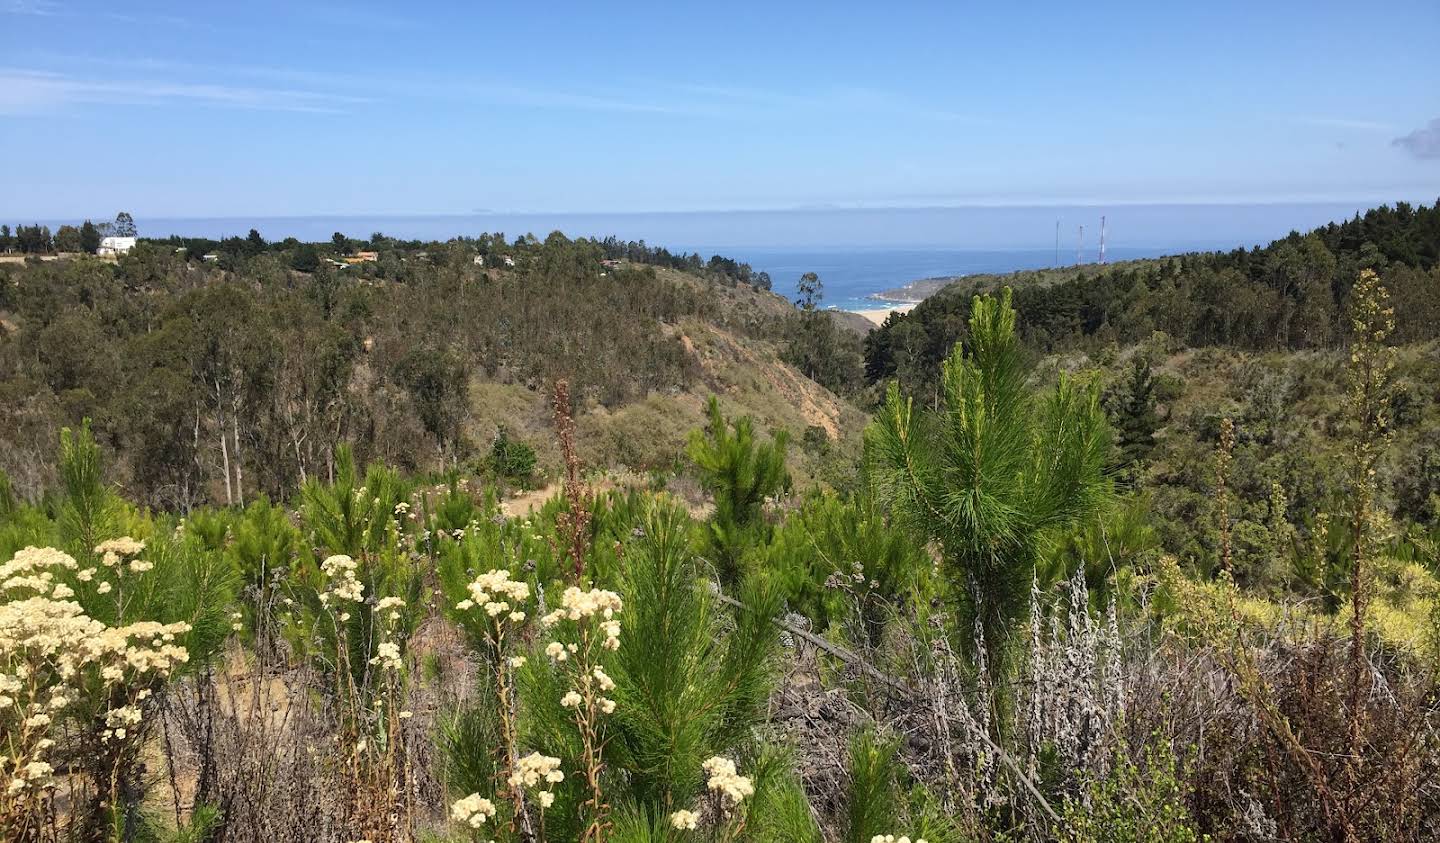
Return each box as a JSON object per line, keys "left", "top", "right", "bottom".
{"left": 850, "top": 302, "right": 917, "bottom": 326}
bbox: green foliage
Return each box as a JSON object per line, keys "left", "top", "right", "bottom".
{"left": 688, "top": 396, "right": 790, "bottom": 585}
{"left": 289, "top": 244, "right": 320, "bottom": 272}
{"left": 299, "top": 446, "right": 411, "bottom": 558}
{"left": 288, "top": 450, "right": 423, "bottom": 697}
{"left": 228, "top": 496, "right": 302, "bottom": 588}
{"left": 742, "top": 744, "right": 825, "bottom": 843}
{"left": 57, "top": 420, "right": 121, "bottom": 556}
{"left": 487, "top": 426, "right": 538, "bottom": 485}
{"left": 764, "top": 489, "right": 932, "bottom": 647}
{"left": 783, "top": 272, "right": 865, "bottom": 395}
{"left": 438, "top": 695, "right": 507, "bottom": 811}
{"left": 868, "top": 288, "right": 1111, "bottom": 683}
{"left": 1106, "top": 356, "right": 1161, "bottom": 471}
{"left": 498, "top": 498, "right": 784, "bottom": 838}
{"left": 0, "top": 230, "right": 785, "bottom": 508}
{"left": 866, "top": 201, "right": 1440, "bottom": 393}
{"left": 1061, "top": 740, "right": 1205, "bottom": 843}
{"left": 842, "top": 728, "right": 903, "bottom": 843}
{"left": 133, "top": 803, "right": 223, "bottom": 843}
{"left": 1040, "top": 494, "right": 1159, "bottom": 607}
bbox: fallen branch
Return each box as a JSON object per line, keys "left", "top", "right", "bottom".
{"left": 716, "top": 592, "right": 1062, "bottom": 826}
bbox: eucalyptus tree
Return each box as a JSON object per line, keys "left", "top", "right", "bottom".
{"left": 867, "top": 288, "right": 1111, "bottom": 684}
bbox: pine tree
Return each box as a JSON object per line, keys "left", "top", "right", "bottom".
{"left": 688, "top": 397, "right": 790, "bottom": 585}
{"left": 1111, "top": 356, "right": 1160, "bottom": 469}
{"left": 868, "top": 288, "right": 1111, "bottom": 695}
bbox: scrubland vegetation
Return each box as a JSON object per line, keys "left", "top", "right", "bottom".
{"left": 3, "top": 202, "right": 1440, "bottom": 841}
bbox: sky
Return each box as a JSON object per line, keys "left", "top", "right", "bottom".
{"left": 2, "top": 0, "right": 1438, "bottom": 223}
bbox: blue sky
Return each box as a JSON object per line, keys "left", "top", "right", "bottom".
{"left": 2, "top": 0, "right": 1438, "bottom": 219}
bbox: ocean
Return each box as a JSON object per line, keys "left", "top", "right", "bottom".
{"left": 117, "top": 202, "right": 1376, "bottom": 313}
{"left": 706, "top": 246, "right": 1176, "bottom": 311}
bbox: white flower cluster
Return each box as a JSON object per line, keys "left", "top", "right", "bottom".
{"left": 369, "top": 641, "right": 403, "bottom": 672}
{"left": 870, "top": 836, "right": 928, "bottom": 843}
{"left": 94, "top": 537, "right": 145, "bottom": 569}
{"left": 0, "top": 546, "right": 78, "bottom": 597}
{"left": 670, "top": 808, "right": 700, "bottom": 830}
{"left": 701, "top": 756, "right": 754, "bottom": 806}
{"left": 449, "top": 792, "right": 496, "bottom": 829}
{"left": 540, "top": 586, "right": 624, "bottom": 722}
{"left": 553, "top": 658, "right": 618, "bottom": 714}
{"left": 457, "top": 569, "right": 530, "bottom": 624}
{"left": 375, "top": 595, "right": 405, "bottom": 625}
{"left": 1, "top": 545, "right": 191, "bottom": 803}
{"left": 544, "top": 586, "right": 622, "bottom": 628}
{"left": 102, "top": 704, "right": 142, "bottom": 742}
{"left": 540, "top": 587, "right": 622, "bottom": 651}
{"left": 509, "top": 751, "right": 564, "bottom": 809}
{"left": 319, "top": 554, "right": 364, "bottom": 605}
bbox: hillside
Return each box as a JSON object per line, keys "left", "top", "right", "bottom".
{"left": 0, "top": 233, "right": 862, "bottom": 508}
{"left": 873, "top": 256, "right": 1171, "bottom": 303}
{"left": 867, "top": 200, "right": 1440, "bottom": 388}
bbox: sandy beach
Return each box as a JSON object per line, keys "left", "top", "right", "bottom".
{"left": 852, "top": 302, "right": 917, "bottom": 326}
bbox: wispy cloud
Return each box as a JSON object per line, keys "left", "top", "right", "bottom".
{"left": 0, "top": 68, "right": 368, "bottom": 115}
{"left": 3, "top": 53, "right": 987, "bottom": 124}
{"left": 1, "top": 0, "right": 60, "bottom": 14}
{"left": 664, "top": 81, "right": 994, "bottom": 125}
{"left": 6, "top": 55, "right": 704, "bottom": 118}
{"left": 1393, "top": 118, "right": 1440, "bottom": 161}
{"left": 1294, "top": 116, "right": 1395, "bottom": 132}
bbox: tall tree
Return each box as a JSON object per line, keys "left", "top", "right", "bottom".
{"left": 868, "top": 288, "right": 1111, "bottom": 694}
{"left": 79, "top": 220, "right": 101, "bottom": 253}
{"left": 1108, "top": 356, "right": 1161, "bottom": 470}
{"left": 784, "top": 272, "right": 862, "bottom": 395}
{"left": 52, "top": 225, "right": 82, "bottom": 253}
{"left": 112, "top": 211, "right": 137, "bottom": 237}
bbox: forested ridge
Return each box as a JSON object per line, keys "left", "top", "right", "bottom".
{"left": 0, "top": 229, "right": 798, "bottom": 510}
{"left": 866, "top": 200, "right": 1440, "bottom": 390}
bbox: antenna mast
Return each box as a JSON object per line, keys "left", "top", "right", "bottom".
{"left": 1098, "top": 215, "right": 1107, "bottom": 264}
{"left": 1076, "top": 225, "right": 1084, "bottom": 265}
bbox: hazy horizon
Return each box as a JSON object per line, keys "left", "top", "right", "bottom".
{"left": 26, "top": 200, "right": 1416, "bottom": 253}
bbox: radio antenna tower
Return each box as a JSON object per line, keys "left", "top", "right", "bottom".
{"left": 1098, "top": 215, "right": 1107, "bottom": 264}
{"left": 1076, "top": 225, "right": 1084, "bottom": 265}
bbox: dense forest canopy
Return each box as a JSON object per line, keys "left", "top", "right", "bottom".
{"left": 865, "top": 200, "right": 1440, "bottom": 392}
{"left": 0, "top": 229, "right": 786, "bottom": 511}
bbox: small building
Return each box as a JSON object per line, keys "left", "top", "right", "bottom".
{"left": 472, "top": 254, "right": 485, "bottom": 266}
{"left": 601, "top": 258, "right": 622, "bottom": 269}
{"left": 97, "top": 236, "right": 136, "bottom": 256}
{"left": 502, "top": 255, "right": 516, "bottom": 267}
{"left": 202, "top": 253, "right": 220, "bottom": 262}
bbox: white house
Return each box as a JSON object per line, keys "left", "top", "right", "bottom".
{"left": 97, "top": 236, "right": 136, "bottom": 256}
